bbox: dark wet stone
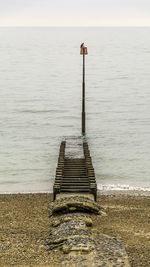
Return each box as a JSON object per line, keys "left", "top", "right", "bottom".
{"left": 51, "top": 213, "right": 93, "bottom": 227}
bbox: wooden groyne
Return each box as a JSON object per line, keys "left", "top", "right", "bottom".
{"left": 47, "top": 136, "right": 130, "bottom": 266}
{"left": 53, "top": 137, "right": 97, "bottom": 201}
{"left": 47, "top": 44, "right": 130, "bottom": 265}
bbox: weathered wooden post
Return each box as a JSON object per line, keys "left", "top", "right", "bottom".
{"left": 80, "top": 43, "right": 88, "bottom": 136}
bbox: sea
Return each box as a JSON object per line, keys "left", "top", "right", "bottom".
{"left": 0, "top": 27, "right": 150, "bottom": 193}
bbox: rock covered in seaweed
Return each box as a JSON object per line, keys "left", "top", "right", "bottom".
{"left": 49, "top": 195, "right": 102, "bottom": 216}
{"left": 47, "top": 194, "right": 130, "bottom": 266}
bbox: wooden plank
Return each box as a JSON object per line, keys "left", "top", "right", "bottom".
{"left": 53, "top": 139, "right": 97, "bottom": 201}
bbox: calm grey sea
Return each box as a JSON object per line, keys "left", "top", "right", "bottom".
{"left": 0, "top": 27, "right": 150, "bottom": 193}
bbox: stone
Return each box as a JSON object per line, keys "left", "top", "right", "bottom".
{"left": 47, "top": 193, "right": 130, "bottom": 266}
{"left": 50, "top": 213, "right": 93, "bottom": 227}
{"left": 49, "top": 196, "right": 102, "bottom": 216}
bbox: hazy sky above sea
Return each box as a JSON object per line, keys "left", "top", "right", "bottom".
{"left": 0, "top": 0, "right": 150, "bottom": 26}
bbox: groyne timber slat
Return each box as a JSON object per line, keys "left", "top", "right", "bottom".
{"left": 53, "top": 137, "right": 97, "bottom": 201}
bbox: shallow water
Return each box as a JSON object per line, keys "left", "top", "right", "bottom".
{"left": 0, "top": 27, "right": 150, "bottom": 193}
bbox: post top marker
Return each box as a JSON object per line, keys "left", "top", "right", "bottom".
{"left": 80, "top": 45, "right": 88, "bottom": 55}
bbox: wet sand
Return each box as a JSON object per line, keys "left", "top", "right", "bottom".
{"left": 0, "top": 192, "right": 150, "bottom": 266}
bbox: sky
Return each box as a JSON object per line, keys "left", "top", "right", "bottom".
{"left": 0, "top": 0, "right": 150, "bottom": 27}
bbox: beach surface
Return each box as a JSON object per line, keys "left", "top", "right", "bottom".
{"left": 0, "top": 192, "right": 150, "bottom": 266}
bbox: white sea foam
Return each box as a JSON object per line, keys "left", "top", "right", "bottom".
{"left": 98, "top": 184, "right": 150, "bottom": 191}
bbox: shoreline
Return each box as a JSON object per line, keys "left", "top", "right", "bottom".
{"left": 98, "top": 189, "right": 150, "bottom": 197}
{"left": 0, "top": 188, "right": 150, "bottom": 196}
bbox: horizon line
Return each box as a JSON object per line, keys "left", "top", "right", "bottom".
{"left": 0, "top": 25, "right": 150, "bottom": 28}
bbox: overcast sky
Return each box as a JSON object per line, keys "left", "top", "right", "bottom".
{"left": 0, "top": 0, "right": 150, "bottom": 27}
